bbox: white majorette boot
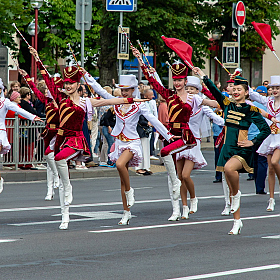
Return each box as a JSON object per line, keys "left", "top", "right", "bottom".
{"left": 45, "top": 164, "right": 55, "bottom": 200}
{"left": 118, "top": 210, "right": 131, "bottom": 225}
{"left": 45, "top": 152, "right": 59, "bottom": 189}
{"left": 58, "top": 181, "right": 69, "bottom": 230}
{"left": 230, "top": 190, "right": 241, "bottom": 213}
{"left": 55, "top": 159, "right": 73, "bottom": 206}
{"left": 266, "top": 198, "right": 275, "bottom": 212}
{"left": 228, "top": 219, "right": 243, "bottom": 235}
{"left": 162, "top": 154, "right": 181, "bottom": 200}
{"left": 189, "top": 197, "right": 198, "bottom": 214}
{"left": 125, "top": 187, "right": 135, "bottom": 208}
{"left": 221, "top": 173, "right": 231, "bottom": 215}
{"left": 167, "top": 176, "right": 181, "bottom": 221}
{"left": 181, "top": 205, "right": 189, "bottom": 220}
{"left": 0, "top": 177, "right": 4, "bottom": 194}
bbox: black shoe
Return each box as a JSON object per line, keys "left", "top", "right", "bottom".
{"left": 247, "top": 177, "right": 254, "bottom": 181}
{"left": 256, "top": 191, "right": 267, "bottom": 194}
{"left": 143, "top": 170, "right": 152, "bottom": 175}
{"left": 213, "top": 179, "right": 222, "bottom": 183}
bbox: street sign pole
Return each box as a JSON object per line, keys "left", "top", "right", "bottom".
{"left": 238, "top": 26, "right": 240, "bottom": 68}
{"left": 81, "top": 0, "right": 85, "bottom": 67}
{"left": 75, "top": 0, "right": 92, "bottom": 67}
{"left": 119, "top": 11, "right": 123, "bottom": 77}
{"left": 234, "top": 1, "right": 246, "bottom": 69}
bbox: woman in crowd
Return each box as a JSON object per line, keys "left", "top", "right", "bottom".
{"left": 193, "top": 67, "right": 270, "bottom": 235}
{"left": 81, "top": 69, "right": 174, "bottom": 225}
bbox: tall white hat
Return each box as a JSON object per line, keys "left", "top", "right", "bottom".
{"left": 186, "top": 76, "right": 202, "bottom": 92}
{"left": 115, "top": 75, "right": 140, "bottom": 98}
{"left": 269, "top": 76, "right": 280, "bottom": 87}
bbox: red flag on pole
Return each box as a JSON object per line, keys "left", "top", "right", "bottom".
{"left": 161, "top": 36, "right": 193, "bottom": 68}
{"left": 252, "top": 21, "right": 274, "bottom": 51}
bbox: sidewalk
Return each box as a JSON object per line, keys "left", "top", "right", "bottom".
{"left": 1, "top": 138, "right": 214, "bottom": 182}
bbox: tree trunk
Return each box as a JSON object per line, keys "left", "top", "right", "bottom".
{"left": 97, "top": 0, "right": 118, "bottom": 87}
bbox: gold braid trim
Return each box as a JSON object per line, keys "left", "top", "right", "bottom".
{"left": 232, "top": 155, "right": 254, "bottom": 173}
{"left": 250, "top": 106, "right": 260, "bottom": 113}
{"left": 228, "top": 110, "right": 245, "bottom": 117}
{"left": 223, "top": 97, "right": 230, "bottom": 106}
{"left": 227, "top": 114, "right": 242, "bottom": 121}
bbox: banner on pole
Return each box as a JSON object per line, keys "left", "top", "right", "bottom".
{"left": 117, "top": 26, "right": 130, "bottom": 60}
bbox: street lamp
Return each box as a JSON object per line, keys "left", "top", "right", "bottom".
{"left": 30, "top": 0, "right": 43, "bottom": 82}
{"left": 212, "top": 29, "right": 222, "bottom": 82}
{"left": 27, "top": 21, "right": 40, "bottom": 79}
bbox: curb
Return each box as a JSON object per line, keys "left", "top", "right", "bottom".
{"left": 1, "top": 167, "right": 137, "bottom": 182}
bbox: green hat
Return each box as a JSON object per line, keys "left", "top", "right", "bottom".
{"left": 234, "top": 76, "right": 248, "bottom": 86}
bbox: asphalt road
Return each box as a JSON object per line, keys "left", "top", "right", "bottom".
{"left": 0, "top": 150, "right": 279, "bottom": 280}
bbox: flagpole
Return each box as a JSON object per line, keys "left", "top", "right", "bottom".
{"left": 272, "top": 51, "right": 280, "bottom": 63}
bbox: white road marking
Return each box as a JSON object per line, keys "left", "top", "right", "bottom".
{"left": 103, "top": 187, "right": 152, "bottom": 192}
{"left": 0, "top": 239, "right": 18, "bottom": 243}
{"left": 166, "top": 264, "right": 280, "bottom": 279}
{"left": 8, "top": 211, "right": 136, "bottom": 226}
{"left": 0, "top": 192, "right": 277, "bottom": 213}
{"left": 89, "top": 214, "right": 280, "bottom": 233}
{"left": 262, "top": 235, "right": 280, "bottom": 239}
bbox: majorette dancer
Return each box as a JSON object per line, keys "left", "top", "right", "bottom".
{"left": 169, "top": 76, "right": 224, "bottom": 221}
{"left": 0, "top": 78, "right": 42, "bottom": 194}
{"left": 194, "top": 67, "right": 270, "bottom": 235}
{"left": 81, "top": 69, "right": 174, "bottom": 225}
{"left": 54, "top": 66, "right": 147, "bottom": 229}
{"left": 248, "top": 75, "right": 280, "bottom": 212}
{"left": 28, "top": 47, "right": 65, "bottom": 201}
{"left": 132, "top": 47, "right": 217, "bottom": 212}
{"left": 18, "top": 68, "right": 60, "bottom": 201}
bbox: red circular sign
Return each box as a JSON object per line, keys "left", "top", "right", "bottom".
{"left": 235, "top": 1, "right": 246, "bottom": 26}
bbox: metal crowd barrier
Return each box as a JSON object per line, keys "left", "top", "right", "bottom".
{"left": 2, "top": 114, "right": 46, "bottom": 170}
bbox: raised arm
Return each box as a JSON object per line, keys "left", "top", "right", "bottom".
{"left": 248, "top": 88, "right": 268, "bottom": 106}
{"left": 132, "top": 48, "right": 171, "bottom": 100}
{"left": 29, "top": 47, "right": 56, "bottom": 98}
{"left": 80, "top": 69, "right": 114, "bottom": 100}
{"left": 18, "top": 69, "right": 47, "bottom": 104}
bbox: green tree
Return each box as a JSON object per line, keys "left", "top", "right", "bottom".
{"left": 97, "top": 0, "right": 211, "bottom": 85}
{"left": 0, "top": 0, "right": 32, "bottom": 60}
{"left": 202, "top": 0, "right": 280, "bottom": 83}
{"left": 36, "top": 0, "right": 102, "bottom": 75}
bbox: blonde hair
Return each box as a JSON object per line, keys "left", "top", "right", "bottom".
{"left": 103, "top": 86, "right": 112, "bottom": 95}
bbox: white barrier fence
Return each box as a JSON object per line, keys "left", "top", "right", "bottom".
{"left": 1, "top": 115, "right": 46, "bottom": 170}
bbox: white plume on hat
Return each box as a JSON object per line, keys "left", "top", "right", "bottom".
{"left": 115, "top": 75, "right": 140, "bottom": 98}
{"left": 186, "top": 76, "right": 202, "bottom": 92}
{"left": 268, "top": 76, "right": 280, "bottom": 87}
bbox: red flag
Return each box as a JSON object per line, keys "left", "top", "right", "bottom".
{"left": 252, "top": 21, "right": 274, "bottom": 51}
{"left": 161, "top": 36, "right": 193, "bottom": 67}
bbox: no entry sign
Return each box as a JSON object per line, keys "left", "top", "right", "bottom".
{"left": 235, "top": 1, "right": 246, "bottom": 26}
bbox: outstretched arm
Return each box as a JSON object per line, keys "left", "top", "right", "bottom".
{"left": 5, "top": 99, "right": 42, "bottom": 122}
{"left": 193, "top": 67, "right": 226, "bottom": 110}
{"left": 90, "top": 97, "right": 147, "bottom": 107}
{"left": 139, "top": 103, "right": 173, "bottom": 142}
